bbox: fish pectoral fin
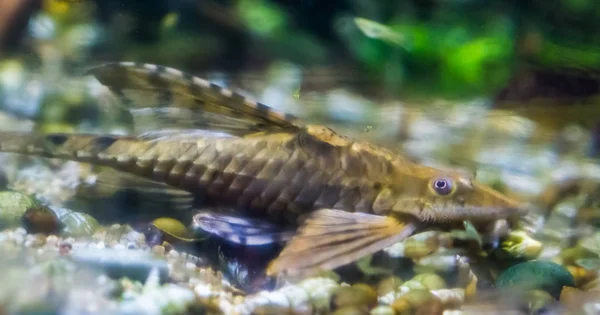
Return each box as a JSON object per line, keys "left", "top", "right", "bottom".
{"left": 192, "top": 211, "right": 295, "bottom": 246}
{"left": 84, "top": 168, "right": 194, "bottom": 212}
{"left": 265, "top": 209, "right": 417, "bottom": 277}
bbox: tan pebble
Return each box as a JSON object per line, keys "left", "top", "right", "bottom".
{"left": 351, "top": 283, "right": 378, "bottom": 306}
{"left": 194, "top": 283, "right": 214, "bottom": 298}
{"left": 46, "top": 235, "right": 58, "bottom": 247}
{"left": 136, "top": 233, "right": 146, "bottom": 245}
{"left": 391, "top": 298, "right": 411, "bottom": 314}
{"left": 332, "top": 306, "right": 369, "bottom": 315}
{"left": 234, "top": 295, "right": 245, "bottom": 305}
{"left": 185, "top": 262, "right": 196, "bottom": 271}
{"left": 558, "top": 286, "right": 600, "bottom": 313}
{"left": 331, "top": 284, "right": 377, "bottom": 310}
{"left": 582, "top": 277, "right": 600, "bottom": 292}
{"left": 25, "top": 234, "right": 46, "bottom": 248}
{"left": 170, "top": 270, "right": 189, "bottom": 284}
{"left": 152, "top": 245, "right": 165, "bottom": 256}
{"left": 167, "top": 250, "right": 180, "bottom": 259}
{"left": 526, "top": 289, "right": 554, "bottom": 314}
{"left": 370, "top": 305, "right": 395, "bottom": 315}
{"left": 567, "top": 265, "right": 598, "bottom": 287}
{"left": 109, "top": 224, "right": 121, "bottom": 230}
{"left": 92, "top": 230, "right": 105, "bottom": 241}
{"left": 392, "top": 289, "right": 437, "bottom": 314}
{"left": 415, "top": 297, "right": 443, "bottom": 315}
{"left": 412, "top": 273, "right": 447, "bottom": 290}
{"left": 404, "top": 232, "right": 440, "bottom": 259}
{"left": 402, "top": 280, "right": 426, "bottom": 291}
{"left": 431, "top": 288, "right": 464, "bottom": 308}
{"left": 377, "top": 276, "right": 403, "bottom": 296}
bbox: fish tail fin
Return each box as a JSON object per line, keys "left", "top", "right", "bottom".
{"left": 85, "top": 62, "right": 302, "bottom": 132}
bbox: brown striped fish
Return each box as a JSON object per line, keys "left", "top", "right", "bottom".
{"left": 0, "top": 62, "right": 527, "bottom": 277}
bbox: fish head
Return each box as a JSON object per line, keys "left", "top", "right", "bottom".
{"left": 388, "top": 167, "right": 528, "bottom": 223}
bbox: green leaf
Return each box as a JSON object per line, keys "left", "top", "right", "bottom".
{"left": 354, "top": 17, "right": 406, "bottom": 47}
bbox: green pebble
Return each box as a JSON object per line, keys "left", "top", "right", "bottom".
{"left": 55, "top": 209, "right": 100, "bottom": 237}
{"left": 0, "top": 191, "right": 39, "bottom": 229}
{"left": 495, "top": 260, "right": 574, "bottom": 298}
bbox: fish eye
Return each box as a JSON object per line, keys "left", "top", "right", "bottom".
{"left": 431, "top": 178, "right": 454, "bottom": 196}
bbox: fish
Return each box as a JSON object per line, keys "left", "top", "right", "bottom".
{"left": 0, "top": 62, "right": 527, "bottom": 277}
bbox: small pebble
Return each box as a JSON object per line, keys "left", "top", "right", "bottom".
{"left": 167, "top": 250, "right": 180, "bottom": 260}
{"left": 59, "top": 242, "right": 72, "bottom": 255}
{"left": 24, "top": 234, "right": 46, "bottom": 248}
{"left": 195, "top": 283, "right": 214, "bottom": 298}
{"left": 332, "top": 306, "right": 369, "bottom": 315}
{"left": 331, "top": 283, "right": 377, "bottom": 310}
{"left": 152, "top": 245, "right": 165, "bottom": 256}
{"left": 377, "top": 276, "right": 403, "bottom": 296}
{"left": 495, "top": 260, "right": 575, "bottom": 298}
{"left": 413, "top": 273, "right": 447, "bottom": 290}
{"left": 391, "top": 289, "right": 443, "bottom": 314}
{"left": 185, "top": 262, "right": 196, "bottom": 271}
{"left": 370, "top": 305, "right": 395, "bottom": 315}
{"left": 46, "top": 235, "right": 58, "bottom": 247}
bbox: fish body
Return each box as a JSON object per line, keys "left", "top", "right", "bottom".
{"left": 0, "top": 62, "right": 527, "bottom": 276}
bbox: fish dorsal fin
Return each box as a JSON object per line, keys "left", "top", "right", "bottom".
{"left": 128, "top": 107, "right": 271, "bottom": 136}
{"left": 266, "top": 209, "right": 417, "bottom": 277}
{"left": 85, "top": 62, "right": 303, "bottom": 136}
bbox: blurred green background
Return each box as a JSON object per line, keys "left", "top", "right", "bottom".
{"left": 2, "top": 0, "right": 600, "bottom": 100}
{"left": 1, "top": 0, "right": 600, "bottom": 164}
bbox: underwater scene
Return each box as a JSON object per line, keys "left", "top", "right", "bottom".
{"left": 0, "top": 0, "right": 599, "bottom": 314}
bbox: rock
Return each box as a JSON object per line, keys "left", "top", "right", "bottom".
{"left": 376, "top": 276, "right": 403, "bottom": 296}
{"left": 331, "top": 305, "right": 369, "bottom": 315}
{"left": 21, "top": 205, "right": 61, "bottom": 235}
{"left": 391, "top": 289, "right": 442, "bottom": 314}
{"left": 52, "top": 207, "right": 100, "bottom": 237}
{"left": 0, "top": 191, "right": 39, "bottom": 230}
{"left": 526, "top": 289, "right": 556, "bottom": 314}
{"left": 495, "top": 260, "right": 575, "bottom": 298}
{"left": 71, "top": 248, "right": 169, "bottom": 283}
{"left": 331, "top": 283, "right": 377, "bottom": 310}
{"left": 370, "top": 305, "right": 396, "bottom": 315}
